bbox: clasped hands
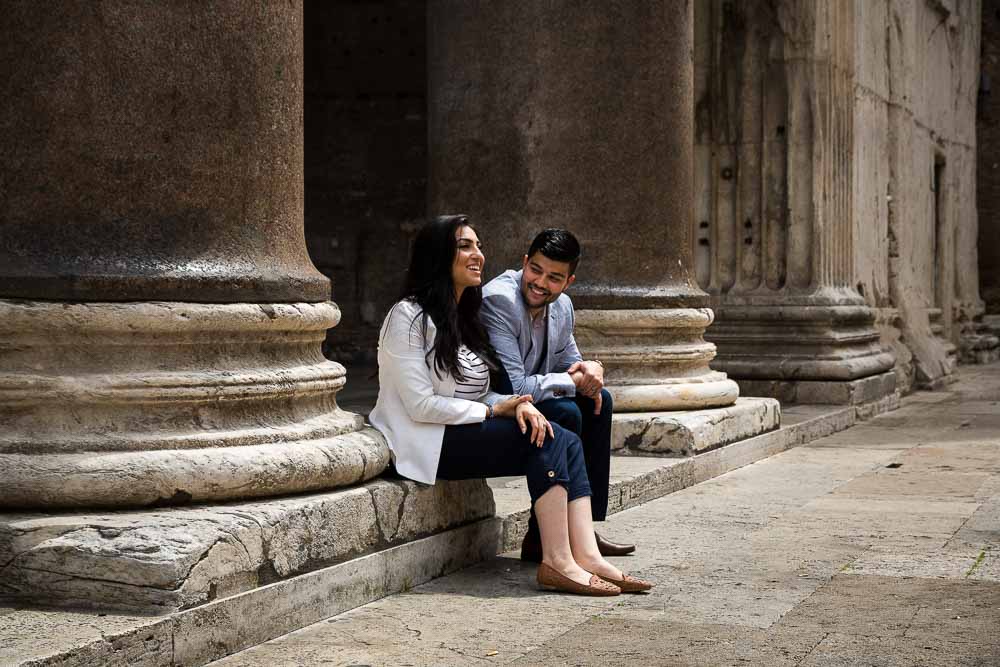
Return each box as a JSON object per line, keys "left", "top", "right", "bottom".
{"left": 493, "top": 395, "right": 553, "bottom": 447}
{"left": 568, "top": 360, "right": 604, "bottom": 415}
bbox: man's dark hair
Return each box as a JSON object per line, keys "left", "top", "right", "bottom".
{"left": 527, "top": 228, "right": 581, "bottom": 275}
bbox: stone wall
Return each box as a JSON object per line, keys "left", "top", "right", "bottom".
{"left": 979, "top": 1, "right": 1000, "bottom": 315}
{"left": 304, "top": 0, "right": 427, "bottom": 364}
{"left": 854, "top": 0, "right": 981, "bottom": 388}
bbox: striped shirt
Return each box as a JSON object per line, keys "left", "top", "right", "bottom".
{"left": 453, "top": 346, "right": 490, "bottom": 400}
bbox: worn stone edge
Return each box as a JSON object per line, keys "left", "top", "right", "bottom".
{"left": 12, "top": 397, "right": 890, "bottom": 666}
{"left": 13, "top": 519, "right": 502, "bottom": 667}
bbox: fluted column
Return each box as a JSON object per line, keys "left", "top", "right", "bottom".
{"left": 693, "top": 0, "right": 894, "bottom": 396}
{"left": 0, "top": 1, "right": 387, "bottom": 508}
{"left": 428, "top": 0, "right": 738, "bottom": 411}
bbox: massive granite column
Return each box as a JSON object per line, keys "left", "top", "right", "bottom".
{"left": 427, "top": 0, "right": 738, "bottom": 411}
{"left": 0, "top": 2, "right": 387, "bottom": 508}
{"left": 693, "top": 0, "right": 895, "bottom": 404}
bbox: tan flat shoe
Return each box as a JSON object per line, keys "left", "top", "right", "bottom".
{"left": 596, "top": 571, "right": 654, "bottom": 593}
{"left": 537, "top": 562, "right": 621, "bottom": 596}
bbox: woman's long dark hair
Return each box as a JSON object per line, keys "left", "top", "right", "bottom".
{"left": 399, "top": 214, "right": 499, "bottom": 380}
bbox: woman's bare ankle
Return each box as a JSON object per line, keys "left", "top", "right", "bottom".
{"left": 542, "top": 555, "right": 593, "bottom": 586}
{"left": 575, "top": 556, "right": 622, "bottom": 580}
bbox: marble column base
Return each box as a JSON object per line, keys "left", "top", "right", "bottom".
{"left": 0, "top": 300, "right": 389, "bottom": 509}
{"left": 707, "top": 303, "right": 896, "bottom": 381}
{"left": 734, "top": 370, "right": 898, "bottom": 406}
{"left": 611, "top": 397, "right": 780, "bottom": 456}
{"left": 575, "top": 308, "right": 739, "bottom": 411}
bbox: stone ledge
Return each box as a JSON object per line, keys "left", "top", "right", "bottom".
{"left": 610, "top": 397, "right": 780, "bottom": 456}
{"left": 734, "top": 370, "right": 897, "bottom": 405}
{"left": 0, "top": 399, "right": 883, "bottom": 666}
{"left": 0, "top": 520, "right": 501, "bottom": 667}
{"left": 0, "top": 478, "right": 494, "bottom": 614}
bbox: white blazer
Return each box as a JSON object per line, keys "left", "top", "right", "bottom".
{"left": 369, "top": 300, "right": 508, "bottom": 484}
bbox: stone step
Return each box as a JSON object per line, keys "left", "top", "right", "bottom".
{"left": 0, "top": 400, "right": 882, "bottom": 667}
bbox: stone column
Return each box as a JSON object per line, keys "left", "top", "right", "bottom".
{"left": 0, "top": 2, "right": 387, "bottom": 508}
{"left": 693, "top": 0, "right": 895, "bottom": 404}
{"left": 427, "top": 0, "right": 738, "bottom": 411}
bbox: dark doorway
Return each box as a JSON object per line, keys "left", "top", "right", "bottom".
{"left": 303, "top": 0, "right": 428, "bottom": 390}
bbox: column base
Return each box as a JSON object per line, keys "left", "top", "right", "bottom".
{"left": 0, "top": 300, "right": 390, "bottom": 508}
{"left": 575, "top": 307, "right": 739, "bottom": 411}
{"left": 611, "top": 397, "right": 780, "bottom": 456}
{"left": 708, "top": 303, "right": 895, "bottom": 382}
{"left": 734, "top": 370, "right": 898, "bottom": 405}
{"left": 958, "top": 321, "right": 1000, "bottom": 365}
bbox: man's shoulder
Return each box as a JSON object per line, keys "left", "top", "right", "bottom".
{"left": 483, "top": 270, "right": 520, "bottom": 297}
{"left": 552, "top": 292, "right": 575, "bottom": 317}
{"left": 482, "top": 271, "right": 523, "bottom": 309}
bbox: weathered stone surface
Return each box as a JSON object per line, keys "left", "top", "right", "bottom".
{"left": 0, "top": 1, "right": 327, "bottom": 303}
{"left": 610, "top": 397, "right": 779, "bottom": 456}
{"left": 208, "top": 364, "right": 1000, "bottom": 667}
{"left": 0, "top": 478, "right": 494, "bottom": 613}
{"left": 857, "top": 0, "right": 985, "bottom": 387}
{"left": 694, "top": 2, "right": 896, "bottom": 396}
{"left": 694, "top": 0, "right": 993, "bottom": 395}
{"left": 0, "top": 519, "right": 501, "bottom": 667}
{"left": 575, "top": 308, "right": 739, "bottom": 411}
{"left": 0, "top": 300, "right": 390, "bottom": 508}
{"left": 736, "top": 370, "right": 898, "bottom": 406}
{"left": 428, "top": 0, "right": 740, "bottom": 412}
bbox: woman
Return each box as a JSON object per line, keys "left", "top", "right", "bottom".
{"left": 370, "top": 214, "right": 652, "bottom": 596}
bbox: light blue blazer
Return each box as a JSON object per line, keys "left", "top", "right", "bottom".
{"left": 480, "top": 269, "right": 583, "bottom": 403}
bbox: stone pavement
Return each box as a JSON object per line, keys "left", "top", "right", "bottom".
{"left": 212, "top": 363, "right": 1000, "bottom": 667}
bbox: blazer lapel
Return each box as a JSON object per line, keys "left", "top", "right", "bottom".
{"left": 544, "top": 306, "right": 557, "bottom": 374}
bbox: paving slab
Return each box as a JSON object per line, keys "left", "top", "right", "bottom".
{"left": 0, "top": 400, "right": 859, "bottom": 665}
{"left": 209, "top": 363, "right": 1000, "bottom": 667}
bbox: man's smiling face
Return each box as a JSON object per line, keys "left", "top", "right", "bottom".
{"left": 520, "top": 252, "right": 575, "bottom": 312}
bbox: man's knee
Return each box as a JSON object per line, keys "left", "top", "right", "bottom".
{"left": 538, "top": 398, "right": 583, "bottom": 435}
{"left": 598, "top": 388, "right": 613, "bottom": 422}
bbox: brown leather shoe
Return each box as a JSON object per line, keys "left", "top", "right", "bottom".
{"left": 596, "top": 571, "right": 654, "bottom": 593}
{"left": 595, "top": 531, "right": 636, "bottom": 557}
{"left": 537, "top": 563, "right": 621, "bottom": 596}
{"left": 520, "top": 533, "right": 543, "bottom": 563}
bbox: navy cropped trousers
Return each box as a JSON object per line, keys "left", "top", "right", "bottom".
{"left": 491, "top": 367, "right": 614, "bottom": 543}
{"left": 436, "top": 417, "right": 591, "bottom": 506}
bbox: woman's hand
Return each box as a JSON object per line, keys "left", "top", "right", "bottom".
{"left": 492, "top": 394, "right": 533, "bottom": 418}
{"left": 515, "top": 402, "right": 554, "bottom": 447}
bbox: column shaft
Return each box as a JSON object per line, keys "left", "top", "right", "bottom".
{"left": 0, "top": 2, "right": 387, "bottom": 509}
{"left": 693, "top": 0, "right": 894, "bottom": 393}
{"left": 428, "top": 0, "right": 738, "bottom": 410}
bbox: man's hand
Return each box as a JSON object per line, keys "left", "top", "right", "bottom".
{"left": 568, "top": 360, "right": 604, "bottom": 415}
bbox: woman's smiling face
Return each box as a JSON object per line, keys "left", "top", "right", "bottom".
{"left": 452, "top": 225, "right": 484, "bottom": 294}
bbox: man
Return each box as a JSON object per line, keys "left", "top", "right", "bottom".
{"left": 480, "top": 228, "right": 635, "bottom": 562}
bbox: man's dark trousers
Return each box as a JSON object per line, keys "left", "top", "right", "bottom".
{"left": 493, "top": 368, "right": 612, "bottom": 540}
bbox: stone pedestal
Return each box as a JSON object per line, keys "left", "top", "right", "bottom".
{"left": 0, "top": 4, "right": 387, "bottom": 506}
{"left": 427, "top": 0, "right": 739, "bottom": 411}
{"left": 692, "top": 1, "right": 895, "bottom": 403}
